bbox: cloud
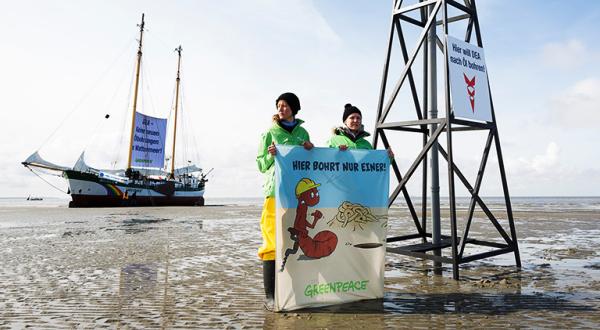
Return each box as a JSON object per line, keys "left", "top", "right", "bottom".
{"left": 501, "top": 142, "right": 558, "bottom": 192}
{"left": 541, "top": 39, "right": 587, "bottom": 70}
{"left": 549, "top": 78, "right": 600, "bottom": 128}
{"left": 501, "top": 141, "right": 600, "bottom": 195}
{"left": 499, "top": 142, "right": 560, "bottom": 190}
{"left": 520, "top": 142, "right": 559, "bottom": 174}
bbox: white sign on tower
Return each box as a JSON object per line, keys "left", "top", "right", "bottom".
{"left": 447, "top": 35, "right": 493, "bottom": 122}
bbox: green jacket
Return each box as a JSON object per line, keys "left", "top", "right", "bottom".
{"left": 327, "top": 127, "right": 373, "bottom": 150}
{"left": 257, "top": 119, "right": 310, "bottom": 197}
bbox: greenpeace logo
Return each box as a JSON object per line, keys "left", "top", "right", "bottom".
{"left": 304, "top": 280, "right": 369, "bottom": 298}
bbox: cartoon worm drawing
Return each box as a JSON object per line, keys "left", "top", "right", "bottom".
{"left": 280, "top": 178, "right": 338, "bottom": 271}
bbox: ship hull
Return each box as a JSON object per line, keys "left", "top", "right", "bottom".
{"left": 64, "top": 170, "right": 204, "bottom": 208}
{"left": 68, "top": 194, "right": 204, "bottom": 207}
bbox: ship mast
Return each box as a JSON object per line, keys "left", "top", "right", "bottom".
{"left": 170, "top": 45, "right": 183, "bottom": 179}
{"left": 126, "top": 13, "right": 145, "bottom": 171}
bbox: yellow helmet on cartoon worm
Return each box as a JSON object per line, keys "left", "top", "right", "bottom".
{"left": 295, "top": 178, "right": 320, "bottom": 197}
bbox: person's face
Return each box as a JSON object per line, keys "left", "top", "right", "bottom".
{"left": 277, "top": 100, "right": 294, "bottom": 122}
{"left": 344, "top": 113, "right": 362, "bottom": 132}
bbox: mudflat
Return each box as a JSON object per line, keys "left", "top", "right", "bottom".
{"left": 0, "top": 201, "right": 599, "bottom": 328}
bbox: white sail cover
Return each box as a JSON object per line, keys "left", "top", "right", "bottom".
{"left": 173, "top": 164, "right": 202, "bottom": 175}
{"left": 69, "top": 152, "right": 201, "bottom": 178}
{"left": 22, "top": 151, "right": 71, "bottom": 172}
{"left": 131, "top": 112, "right": 167, "bottom": 168}
{"left": 73, "top": 152, "right": 95, "bottom": 172}
{"left": 131, "top": 165, "right": 202, "bottom": 177}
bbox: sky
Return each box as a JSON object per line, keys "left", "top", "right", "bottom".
{"left": 1, "top": 0, "right": 599, "bottom": 198}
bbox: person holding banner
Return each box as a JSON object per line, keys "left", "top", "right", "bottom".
{"left": 256, "top": 92, "right": 314, "bottom": 310}
{"left": 328, "top": 103, "right": 394, "bottom": 158}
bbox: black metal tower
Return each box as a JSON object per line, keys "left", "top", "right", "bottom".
{"left": 374, "top": 0, "right": 521, "bottom": 280}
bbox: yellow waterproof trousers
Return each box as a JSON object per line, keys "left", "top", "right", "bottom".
{"left": 258, "top": 197, "right": 276, "bottom": 261}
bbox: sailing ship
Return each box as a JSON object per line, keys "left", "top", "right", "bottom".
{"left": 22, "top": 14, "right": 208, "bottom": 207}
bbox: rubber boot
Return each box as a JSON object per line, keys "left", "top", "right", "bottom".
{"left": 263, "top": 260, "right": 275, "bottom": 311}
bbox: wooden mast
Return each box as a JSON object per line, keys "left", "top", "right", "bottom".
{"left": 126, "top": 13, "right": 145, "bottom": 171}
{"left": 170, "top": 46, "right": 183, "bottom": 179}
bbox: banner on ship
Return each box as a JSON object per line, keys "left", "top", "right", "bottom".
{"left": 274, "top": 146, "right": 389, "bottom": 312}
{"left": 447, "top": 35, "right": 493, "bottom": 122}
{"left": 131, "top": 112, "right": 167, "bottom": 168}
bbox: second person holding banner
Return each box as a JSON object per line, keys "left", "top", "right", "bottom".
{"left": 328, "top": 103, "right": 395, "bottom": 158}
{"left": 256, "top": 92, "right": 314, "bottom": 311}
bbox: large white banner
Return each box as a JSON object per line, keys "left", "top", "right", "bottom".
{"left": 447, "top": 35, "right": 493, "bottom": 122}
{"left": 274, "top": 146, "right": 389, "bottom": 312}
{"left": 131, "top": 112, "right": 167, "bottom": 168}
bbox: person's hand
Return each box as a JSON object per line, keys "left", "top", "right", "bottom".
{"left": 268, "top": 142, "right": 277, "bottom": 156}
{"left": 387, "top": 147, "right": 395, "bottom": 159}
{"left": 303, "top": 141, "right": 314, "bottom": 150}
{"left": 339, "top": 145, "right": 348, "bottom": 151}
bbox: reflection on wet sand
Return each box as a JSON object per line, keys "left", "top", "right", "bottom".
{"left": 0, "top": 204, "right": 599, "bottom": 328}
{"left": 116, "top": 262, "right": 169, "bottom": 328}
{"left": 120, "top": 264, "right": 158, "bottom": 296}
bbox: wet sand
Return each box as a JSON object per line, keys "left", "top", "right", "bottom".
{"left": 0, "top": 203, "right": 599, "bottom": 328}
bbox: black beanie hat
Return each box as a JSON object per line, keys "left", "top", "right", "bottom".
{"left": 276, "top": 92, "right": 301, "bottom": 115}
{"left": 342, "top": 103, "right": 362, "bottom": 122}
